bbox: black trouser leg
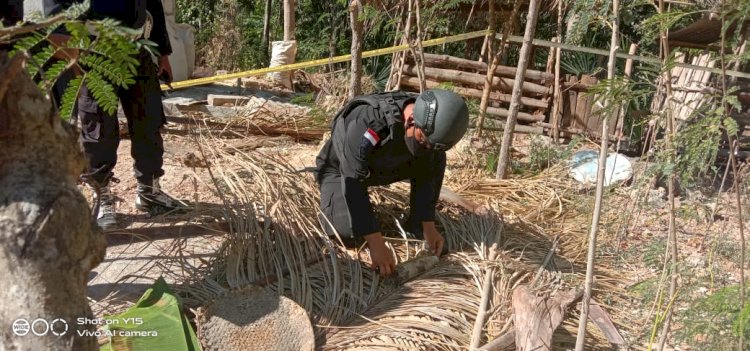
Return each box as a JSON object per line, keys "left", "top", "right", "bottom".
{"left": 318, "top": 172, "right": 355, "bottom": 239}
{"left": 77, "top": 85, "right": 119, "bottom": 186}
{"left": 120, "top": 51, "right": 166, "bottom": 187}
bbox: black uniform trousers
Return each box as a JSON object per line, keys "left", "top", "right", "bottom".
{"left": 76, "top": 49, "right": 166, "bottom": 187}
{"left": 318, "top": 151, "right": 446, "bottom": 239}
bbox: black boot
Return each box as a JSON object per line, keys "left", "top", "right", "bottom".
{"left": 135, "top": 177, "right": 190, "bottom": 214}
{"left": 94, "top": 183, "right": 118, "bottom": 231}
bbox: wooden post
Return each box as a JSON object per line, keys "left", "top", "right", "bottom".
{"left": 283, "top": 0, "right": 295, "bottom": 41}
{"left": 392, "top": 0, "right": 414, "bottom": 91}
{"left": 615, "top": 43, "right": 638, "bottom": 144}
{"left": 550, "top": 38, "right": 562, "bottom": 142}
{"left": 349, "top": 0, "right": 364, "bottom": 99}
{"left": 476, "top": 0, "right": 497, "bottom": 137}
{"left": 574, "top": 0, "right": 618, "bottom": 349}
{"left": 495, "top": 0, "right": 542, "bottom": 179}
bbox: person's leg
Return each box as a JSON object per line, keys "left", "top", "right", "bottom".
{"left": 76, "top": 84, "right": 120, "bottom": 229}
{"left": 318, "top": 171, "right": 361, "bottom": 247}
{"left": 120, "top": 51, "right": 165, "bottom": 187}
{"left": 120, "top": 50, "right": 186, "bottom": 213}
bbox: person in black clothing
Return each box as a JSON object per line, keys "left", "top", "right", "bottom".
{"left": 315, "top": 89, "right": 469, "bottom": 277}
{"left": 1, "top": 0, "right": 23, "bottom": 27}
{"left": 46, "top": 0, "right": 188, "bottom": 230}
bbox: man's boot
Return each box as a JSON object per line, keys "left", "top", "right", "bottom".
{"left": 94, "top": 183, "right": 118, "bottom": 231}
{"left": 135, "top": 177, "right": 190, "bottom": 214}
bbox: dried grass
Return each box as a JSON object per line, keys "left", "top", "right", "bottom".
{"left": 175, "top": 127, "right": 634, "bottom": 350}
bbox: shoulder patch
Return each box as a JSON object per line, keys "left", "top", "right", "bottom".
{"left": 363, "top": 128, "right": 380, "bottom": 146}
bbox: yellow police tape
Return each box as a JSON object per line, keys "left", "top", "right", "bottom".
{"left": 161, "top": 29, "right": 491, "bottom": 91}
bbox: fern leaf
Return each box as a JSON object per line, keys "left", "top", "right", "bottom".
{"left": 85, "top": 70, "right": 119, "bottom": 115}
{"left": 60, "top": 76, "right": 85, "bottom": 121}
{"left": 39, "top": 60, "right": 71, "bottom": 91}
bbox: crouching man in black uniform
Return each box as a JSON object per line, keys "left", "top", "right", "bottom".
{"left": 315, "top": 89, "right": 469, "bottom": 277}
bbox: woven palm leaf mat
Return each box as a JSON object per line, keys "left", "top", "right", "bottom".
{"left": 196, "top": 286, "right": 314, "bottom": 351}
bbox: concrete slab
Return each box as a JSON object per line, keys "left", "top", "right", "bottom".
{"left": 88, "top": 233, "right": 224, "bottom": 316}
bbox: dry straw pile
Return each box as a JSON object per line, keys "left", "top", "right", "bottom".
{"left": 178, "top": 130, "right": 632, "bottom": 350}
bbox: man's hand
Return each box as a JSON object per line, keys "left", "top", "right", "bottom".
{"left": 158, "top": 55, "right": 173, "bottom": 83}
{"left": 364, "top": 232, "right": 396, "bottom": 277}
{"left": 422, "top": 221, "right": 445, "bottom": 256}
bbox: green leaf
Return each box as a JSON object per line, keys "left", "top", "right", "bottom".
{"left": 100, "top": 278, "right": 201, "bottom": 351}
{"left": 724, "top": 117, "right": 740, "bottom": 136}
{"left": 60, "top": 76, "right": 85, "bottom": 121}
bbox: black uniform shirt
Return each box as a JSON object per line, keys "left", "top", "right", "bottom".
{"left": 316, "top": 103, "right": 445, "bottom": 237}
{"left": 47, "top": 0, "right": 173, "bottom": 56}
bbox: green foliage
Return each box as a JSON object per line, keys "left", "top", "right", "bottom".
{"left": 560, "top": 51, "right": 602, "bottom": 76}
{"left": 9, "top": 3, "right": 141, "bottom": 120}
{"left": 676, "top": 284, "right": 750, "bottom": 350}
{"left": 528, "top": 136, "right": 581, "bottom": 172}
{"left": 640, "top": 9, "right": 700, "bottom": 44}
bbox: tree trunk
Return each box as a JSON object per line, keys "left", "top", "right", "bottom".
{"left": 349, "top": 0, "right": 364, "bottom": 99}
{"left": 495, "top": 0, "right": 541, "bottom": 179}
{"left": 261, "top": 0, "right": 273, "bottom": 64}
{"left": 328, "top": 2, "right": 340, "bottom": 73}
{"left": 283, "top": 0, "right": 295, "bottom": 41}
{"left": 574, "top": 0, "right": 618, "bottom": 349}
{"left": 0, "top": 53, "right": 106, "bottom": 350}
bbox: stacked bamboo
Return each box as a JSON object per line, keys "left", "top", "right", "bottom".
{"left": 651, "top": 52, "right": 716, "bottom": 127}
{"left": 396, "top": 53, "right": 553, "bottom": 128}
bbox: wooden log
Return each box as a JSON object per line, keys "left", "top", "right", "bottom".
{"left": 513, "top": 285, "right": 582, "bottom": 351}
{"left": 399, "top": 75, "right": 549, "bottom": 109}
{"left": 480, "top": 331, "right": 515, "bottom": 351}
{"left": 421, "top": 53, "right": 554, "bottom": 82}
{"left": 402, "top": 65, "right": 551, "bottom": 95}
{"left": 588, "top": 303, "right": 625, "bottom": 346}
{"left": 208, "top": 94, "right": 251, "bottom": 106}
{"left": 470, "top": 120, "right": 545, "bottom": 134}
{"left": 486, "top": 106, "right": 543, "bottom": 122}
{"left": 577, "top": 75, "right": 598, "bottom": 132}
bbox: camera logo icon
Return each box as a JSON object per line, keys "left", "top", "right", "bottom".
{"left": 12, "top": 319, "right": 30, "bottom": 336}
{"left": 11, "top": 318, "right": 68, "bottom": 337}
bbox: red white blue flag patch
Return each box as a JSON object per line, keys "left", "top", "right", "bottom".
{"left": 363, "top": 128, "right": 380, "bottom": 146}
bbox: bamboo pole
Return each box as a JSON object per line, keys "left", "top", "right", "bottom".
{"left": 575, "top": 0, "right": 618, "bottom": 349}
{"left": 550, "top": 36, "right": 563, "bottom": 142}
{"left": 495, "top": 0, "right": 541, "bottom": 179}
{"left": 720, "top": 4, "right": 746, "bottom": 349}
{"left": 470, "top": 230, "right": 502, "bottom": 349}
{"left": 475, "top": 0, "right": 498, "bottom": 138}
{"left": 348, "top": 0, "right": 364, "bottom": 99}
{"left": 392, "top": 0, "right": 414, "bottom": 91}
{"left": 413, "top": 0, "right": 426, "bottom": 92}
{"left": 655, "top": 0, "right": 679, "bottom": 347}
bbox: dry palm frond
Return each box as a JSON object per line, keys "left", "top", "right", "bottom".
{"left": 176, "top": 127, "right": 632, "bottom": 350}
